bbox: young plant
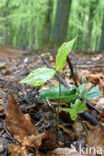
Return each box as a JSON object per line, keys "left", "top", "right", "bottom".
{"left": 20, "top": 38, "right": 101, "bottom": 121}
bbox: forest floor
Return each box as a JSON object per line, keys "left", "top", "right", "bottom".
{"left": 0, "top": 45, "right": 104, "bottom": 156}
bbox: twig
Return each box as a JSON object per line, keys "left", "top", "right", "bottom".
{"left": 35, "top": 117, "right": 45, "bottom": 127}
{"left": 86, "top": 103, "right": 100, "bottom": 114}
{"left": 67, "top": 56, "right": 78, "bottom": 87}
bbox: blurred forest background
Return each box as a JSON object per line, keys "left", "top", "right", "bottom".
{"left": 0, "top": 0, "right": 104, "bottom": 52}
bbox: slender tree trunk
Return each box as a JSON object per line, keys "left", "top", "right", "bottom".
{"left": 41, "top": 0, "right": 53, "bottom": 47}
{"left": 50, "top": 0, "right": 72, "bottom": 47}
{"left": 99, "top": 16, "right": 104, "bottom": 52}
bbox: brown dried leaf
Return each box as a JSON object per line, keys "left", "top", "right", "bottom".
{"left": 75, "top": 69, "right": 81, "bottom": 84}
{"left": 0, "top": 107, "right": 4, "bottom": 113}
{"left": 22, "top": 133, "right": 45, "bottom": 148}
{"left": 88, "top": 74, "right": 100, "bottom": 82}
{"left": 6, "top": 94, "right": 37, "bottom": 140}
{"left": 9, "top": 144, "right": 28, "bottom": 156}
{"left": 86, "top": 125, "right": 104, "bottom": 155}
{"left": 40, "top": 128, "right": 57, "bottom": 151}
{"left": 47, "top": 147, "right": 82, "bottom": 156}
{"left": 96, "top": 98, "right": 104, "bottom": 109}
{"left": 98, "top": 108, "right": 104, "bottom": 120}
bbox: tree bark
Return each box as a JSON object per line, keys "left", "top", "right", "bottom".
{"left": 50, "top": 0, "right": 72, "bottom": 47}
{"left": 99, "top": 17, "right": 104, "bottom": 52}
{"left": 41, "top": 0, "right": 53, "bottom": 47}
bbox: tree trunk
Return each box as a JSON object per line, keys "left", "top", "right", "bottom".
{"left": 41, "top": 0, "right": 53, "bottom": 47}
{"left": 99, "top": 17, "right": 104, "bottom": 52}
{"left": 50, "top": 0, "right": 72, "bottom": 47}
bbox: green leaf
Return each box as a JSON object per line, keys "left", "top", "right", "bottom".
{"left": 20, "top": 68, "right": 56, "bottom": 86}
{"left": 82, "top": 77, "right": 87, "bottom": 83}
{"left": 86, "top": 86, "right": 101, "bottom": 100}
{"left": 77, "top": 84, "right": 101, "bottom": 100}
{"left": 76, "top": 83, "right": 89, "bottom": 94}
{"left": 40, "top": 85, "right": 76, "bottom": 100}
{"left": 56, "top": 38, "right": 76, "bottom": 72}
{"left": 62, "top": 99, "right": 87, "bottom": 121}
{"left": 49, "top": 94, "right": 78, "bottom": 103}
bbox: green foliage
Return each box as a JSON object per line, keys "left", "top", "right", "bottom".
{"left": 20, "top": 68, "right": 56, "bottom": 86}
{"left": 47, "top": 94, "right": 78, "bottom": 103}
{"left": 76, "top": 83, "right": 101, "bottom": 101}
{"left": 40, "top": 82, "right": 101, "bottom": 120}
{"left": 83, "top": 86, "right": 101, "bottom": 100}
{"left": 40, "top": 85, "right": 77, "bottom": 102}
{"left": 56, "top": 38, "right": 76, "bottom": 72}
{"left": 62, "top": 99, "right": 87, "bottom": 121}
{"left": 40, "top": 85, "right": 76, "bottom": 99}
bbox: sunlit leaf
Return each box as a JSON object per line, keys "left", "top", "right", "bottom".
{"left": 20, "top": 68, "right": 56, "bottom": 86}
{"left": 56, "top": 38, "right": 76, "bottom": 72}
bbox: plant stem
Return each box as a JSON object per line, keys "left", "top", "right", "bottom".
{"left": 57, "top": 71, "right": 61, "bottom": 122}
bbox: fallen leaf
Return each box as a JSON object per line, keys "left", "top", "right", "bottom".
{"left": 98, "top": 108, "right": 104, "bottom": 120}
{"left": 22, "top": 133, "right": 45, "bottom": 148}
{"left": 96, "top": 98, "right": 104, "bottom": 109}
{"left": 0, "top": 107, "right": 4, "bottom": 113}
{"left": 6, "top": 94, "right": 37, "bottom": 140}
{"left": 88, "top": 74, "right": 100, "bottom": 84}
{"left": 47, "top": 147, "right": 82, "bottom": 156}
{"left": 40, "top": 128, "right": 57, "bottom": 151}
{"left": 6, "top": 94, "right": 46, "bottom": 155}
{"left": 75, "top": 69, "right": 81, "bottom": 84}
{"left": 85, "top": 125, "right": 104, "bottom": 155}
{"left": 9, "top": 144, "right": 28, "bottom": 156}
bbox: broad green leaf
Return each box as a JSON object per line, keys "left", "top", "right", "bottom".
{"left": 40, "top": 85, "right": 76, "bottom": 100}
{"left": 77, "top": 84, "right": 101, "bottom": 100}
{"left": 86, "top": 86, "right": 101, "bottom": 99}
{"left": 56, "top": 38, "right": 76, "bottom": 72}
{"left": 49, "top": 94, "right": 78, "bottom": 103}
{"left": 20, "top": 68, "right": 56, "bottom": 86}
{"left": 62, "top": 99, "right": 87, "bottom": 120}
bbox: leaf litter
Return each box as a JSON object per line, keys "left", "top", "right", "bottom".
{"left": 0, "top": 49, "right": 104, "bottom": 155}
